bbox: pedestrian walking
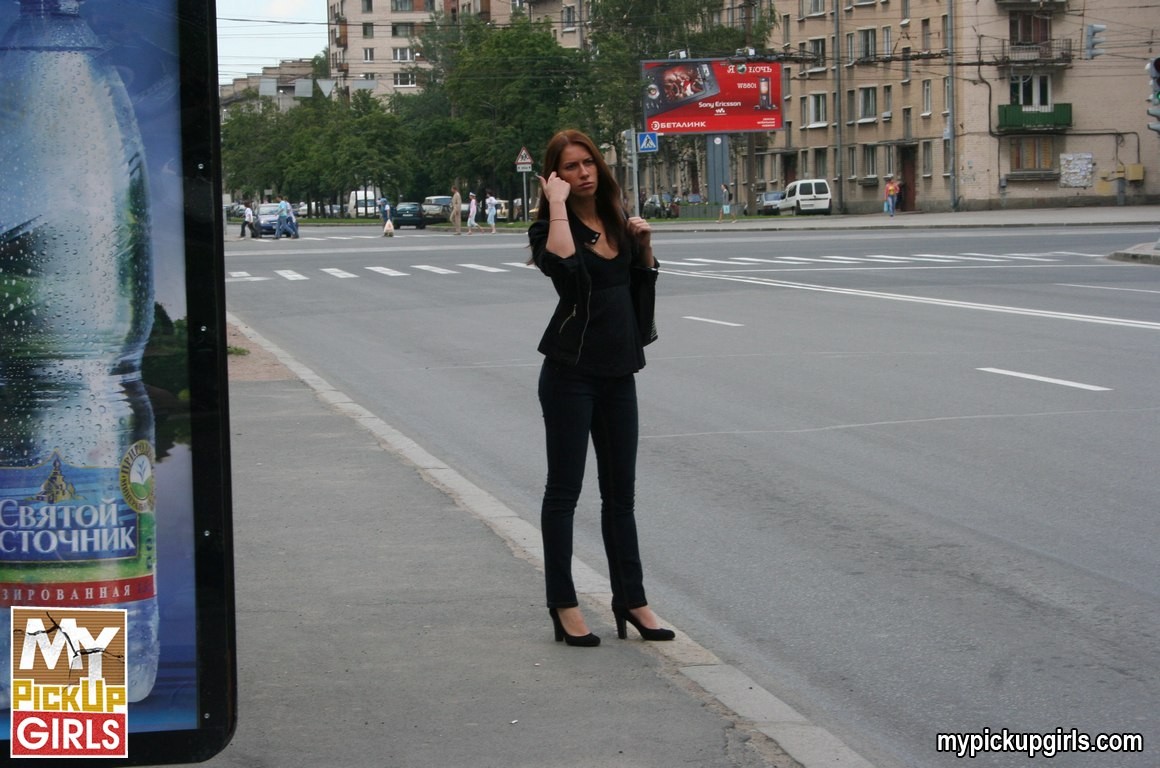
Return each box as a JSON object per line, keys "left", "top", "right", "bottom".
{"left": 466, "top": 192, "right": 480, "bottom": 234}
{"left": 717, "top": 182, "right": 736, "bottom": 222}
{"left": 450, "top": 185, "right": 462, "bottom": 235}
{"left": 528, "top": 128, "right": 672, "bottom": 648}
{"left": 240, "top": 201, "right": 259, "bottom": 239}
{"left": 485, "top": 190, "right": 498, "bottom": 234}
{"left": 884, "top": 179, "right": 900, "bottom": 217}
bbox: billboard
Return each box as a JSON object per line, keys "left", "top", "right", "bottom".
{"left": 641, "top": 58, "right": 784, "bottom": 134}
{"left": 0, "top": 0, "right": 235, "bottom": 763}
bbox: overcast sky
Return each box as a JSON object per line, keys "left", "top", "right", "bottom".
{"left": 217, "top": 0, "right": 328, "bottom": 84}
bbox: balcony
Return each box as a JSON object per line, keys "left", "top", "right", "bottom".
{"left": 997, "top": 103, "right": 1072, "bottom": 132}
{"left": 995, "top": 39, "right": 1072, "bottom": 68}
{"left": 995, "top": 0, "right": 1067, "bottom": 8}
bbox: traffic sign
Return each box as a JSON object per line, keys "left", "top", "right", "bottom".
{"left": 515, "top": 146, "right": 534, "bottom": 172}
{"left": 637, "top": 131, "right": 659, "bottom": 153}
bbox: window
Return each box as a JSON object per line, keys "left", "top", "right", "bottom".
{"left": 940, "top": 15, "right": 949, "bottom": 51}
{"left": 361, "top": 0, "right": 373, "bottom": 10}
{"left": 562, "top": 5, "right": 576, "bottom": 29}
{"left": 882, "top": 27, "right": 892, "bottom": 58}
{"left": 901, "top": 46, "right": 911, "bottom": 81}
{"left": 943, "top": 77, "right": 951, "bottom": 114}
{"left": 808, "top": 38, "right": 826, "bottom": 70}
{"left": 362, "top": 23, "right": 374, "bottom": 38}
{"left": 1010, "top": 136, "right": 1055, "bottom": 172}
{"left": 814, "top": 148, "right": 828, "bottom": 178}
{"left": 392, "top": 23, "right": 415, "bottom": 37}
{"left": 922, "top": 79, "right": 932, "bottom": 114}
{"left": 363, "top": 47, "right": 374, "bottom": 62}
{"left": 921, "top": 18, "right": 931, "bottom": 50}
{"left": 884, "top": 145, "right": 894, "bottom": 177}
{"left": 858, "top": 28, "right": 876, "bottom": 61}
{"left": 393, "top": 47, "right": 414, "bottom": 61}
{"left": 847, "top": 145, "right": 857, "bottom": 178}
{"left": 807, "top": 0, "right": 825, "bottom": 14}
{"left": 783, "top": 14, "right": 792, "bottom": 47}
{"left": 883, "top": 84, "right": 893, "bottom": 117}
{"left": 922, "top": 140, "right": 933, "bottom": 175}
{"left": 862, "top": 145, "right": 877, "bottom": 176}
{"left": 943, "top": 139, "right": 952, "bottom": 176}
{"left": 846, "top": 32, "right": 855, "bottom": 64}
{"left": 846, "top": 89, "right": 855, "bottom": 123}
{"left": 809, "top": 92, "right": 827, "bottom": 126}
{"left": 900, "top": 0, "right": 910, "bottom": 17}
{"left": 361, "top": 72, "right": 376, "bottom": 80}
{"left": 391, "top": 0, "right": 414, "bottom": 10}
{"left": 394, "top": 72, "right": 417, "bottom": 87}
{"left": 1010, "top": 74, "right": 1051, "bottom": 108}
{"left": 783, "top": 66, "right": 793, "bottom": 101}
{"left": 859, "top": 87, "right": 877, "bottom": 120}
{"left": 1010, "top": 12, "right": 1050, "bottom": 44}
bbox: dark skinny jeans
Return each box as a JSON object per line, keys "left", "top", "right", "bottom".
{"left": 538, "top": 359, "right": 648, "bottom": 610}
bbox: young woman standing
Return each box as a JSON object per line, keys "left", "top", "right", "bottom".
{"left": 528, "top": 129, "right": 673, "bottom": 647}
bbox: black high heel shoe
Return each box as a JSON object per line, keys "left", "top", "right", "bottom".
{"left": 612, "top": 604, "right": 675, "bottom": 641}
{"left": 549, "top": 607, "right": 600, "bottom": 647}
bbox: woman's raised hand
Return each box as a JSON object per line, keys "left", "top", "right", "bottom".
{"left": 537, "top": 172, "right": 571, "bottom": 204}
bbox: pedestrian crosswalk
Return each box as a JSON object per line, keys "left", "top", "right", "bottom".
{"left": 225, "top": 252, "right": 1104, "bottom": 284}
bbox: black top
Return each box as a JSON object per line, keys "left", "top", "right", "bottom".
{"left": 528, "top": 217, "right": 657, "bottom": 376}
{"left": 576, "top": 247, "right": 645, "bottom": 376}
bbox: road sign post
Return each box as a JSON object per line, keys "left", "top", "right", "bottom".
{"left": 516, "top": 146, "right": 533, "bottom": 221}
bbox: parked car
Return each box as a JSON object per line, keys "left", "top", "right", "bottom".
{"left": 642, "top": 194, "right": 676, "bottom": 218}
{"left": 256, "top": 203, "right": 280, "bottom": 235}
{"left": 392, "top": 201, "right": 426, "bottom": 229}
{"left": 757, "top": 190, "right": 785, "bottom": 215}
{"left": 778, "top": 179, "right": 832, "bottom": 215}
{"left": 421, "top": 195, "right": 452, "bottom": 223}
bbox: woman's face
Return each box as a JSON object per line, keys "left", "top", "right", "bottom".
{"left": 557, "top": 143, "right": 598, "bottom": 199}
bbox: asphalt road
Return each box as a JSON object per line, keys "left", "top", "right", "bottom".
{"left": 225, "top": 222, "right": 1160, "bottom": 768}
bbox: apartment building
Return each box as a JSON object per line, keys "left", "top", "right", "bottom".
{"left": 322, "top": 0, "right": 1158, "bottom": 212}
{"left": 764, "top": 0, "right": 1159, "bottom": 212}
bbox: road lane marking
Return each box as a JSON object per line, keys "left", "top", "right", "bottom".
{"left": 459, "top": 263, "right": 508, "bottom": 272}
{"left": 225, "top": 272, "right": 271, "bottom": 283}
{"left": 320, "top": 268, "right": 358, "bottom": 278}
{"left": 275, "top": 270, "right": 308, "bottom": 281}
{"left": 503, "top": 261, "right": 539, "bottom": 269}
{"left": 366, "top": 266, "right": 408, "bottom": 276}
{"left": 683, "top": 316, "right": 744, "bottom": 327}
{"left": 1056, "top": 283, "right": 1160, "bottom": 295}
{"left": 977, "top": 368, "right": 1111, "bottom": 391}
{"left": 412, "top": 265, "right": 458, "bottom": 274}
{"left": 665, "top": 270, "right": 1160, "bottom": 331}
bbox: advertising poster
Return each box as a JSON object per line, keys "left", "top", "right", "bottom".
{"left": 0, "top": 0, "right": 234, "bottom": 763}
{"left": 641, "top": 58, "right": 784, "bottom": 134}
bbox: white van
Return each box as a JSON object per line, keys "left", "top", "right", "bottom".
{"left": 348, "top": 188, "right": 383, "bottom": 218}
{"left": 778, "top": 179, "right": 832, "bottom": 215}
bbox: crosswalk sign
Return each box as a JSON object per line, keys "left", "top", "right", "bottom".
{"left": 515, "top": 146, "right": 534, "bottom": 172}
{"left": 637, "top": 132, "right": 659, "bottom": 153}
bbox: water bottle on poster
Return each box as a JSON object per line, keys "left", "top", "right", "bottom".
{"left": 0, "top": 0, "right": 159, "bottom": 705}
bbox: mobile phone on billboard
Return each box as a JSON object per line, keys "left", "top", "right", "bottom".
{"left": 0, "top": 0, "right": 235, "bottom": 763}
{"left": 643, "top": 61, "right": 721, "bottom": 117}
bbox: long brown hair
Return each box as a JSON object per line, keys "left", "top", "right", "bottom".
{"left": 536, "top": 129, "right": 628, "bottom": 247}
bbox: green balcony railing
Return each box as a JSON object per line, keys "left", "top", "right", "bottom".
{"left": 997, "top": 103, "right": 1073, "bottom": 132}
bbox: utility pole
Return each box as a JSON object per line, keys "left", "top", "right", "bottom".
{"left": 833, "top": 0, "right": 845, "bottom": 214}
{"left": 947, "top": 0, "right": 958, "bottom": 211}
{"left": 743, "top": 0, "right": 757, "bottom": 218}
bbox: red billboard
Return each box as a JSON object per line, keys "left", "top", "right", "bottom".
{"left": 641, "top": 58, "right": 784, "bottom": 134}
